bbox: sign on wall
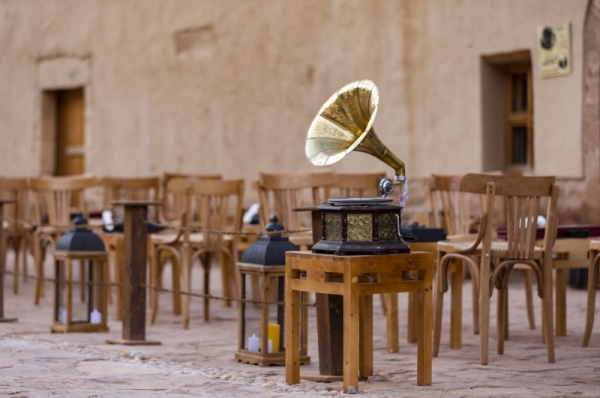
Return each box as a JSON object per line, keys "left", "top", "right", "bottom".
{"left": 537, "top": 22, "right": 571, "bottom": 78}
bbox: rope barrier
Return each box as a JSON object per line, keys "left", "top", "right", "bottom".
{"left": 2, "top": 215, "right": 312, "bottom": 237}
{"left": 0, "top": 268, "right": 316, "bottom": 307}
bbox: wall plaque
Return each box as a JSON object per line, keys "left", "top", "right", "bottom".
{"left": 537, "top": 22, "right": 571, "bottom": 78}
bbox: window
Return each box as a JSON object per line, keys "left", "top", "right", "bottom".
{"left": 504, "top": 65, "right": 533, "bottom": 170}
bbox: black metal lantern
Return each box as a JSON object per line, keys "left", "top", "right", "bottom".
{"left": 235, "top": 216, "right": 310, "bottom": 366}
{"left": 52, "top": 214, "right": 109, "bottom": 333}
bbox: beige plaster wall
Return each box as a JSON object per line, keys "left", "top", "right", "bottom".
{"left": 404, "top": 0, "right": 588, "bottom": 179}
{"left": 0, "top": 0, "right": 594, "bottom": 221}
{"left": 0, "top": 0, "right": 408, "bottom": 204}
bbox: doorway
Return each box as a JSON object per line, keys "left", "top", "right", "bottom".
{"left": 54, "top": 88, "right": 85, "bottom": 176}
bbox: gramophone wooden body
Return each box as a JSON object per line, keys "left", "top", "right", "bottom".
{"left": 311, "top": 202, "right": 410, "bottom": 255}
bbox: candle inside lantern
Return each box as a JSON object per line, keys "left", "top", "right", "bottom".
{"left": 90, "top": 309, "right": 102, "bottom": 324}
{"left": 248, "top": 333, "right": 259, "bottom": 352}
{"left": 268, "top": 323, "right": 280, "bottom": 353}
{"left": 60, "top": 308, "right": 67, "bottom": 324}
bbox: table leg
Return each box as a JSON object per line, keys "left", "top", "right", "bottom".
{"left": 408, "top": 292, "right": 418, "bottom": 343}
{"left": 386, "top": 293, "right": 399, "bottom": 353}
{"left": 285, "top": 269, "right": 301, "bottom": 385}
{"left": 359, "top": 295, "right": 373, "bottom": 377}
{"left": 343, "top": 262, "right": 360, "bottom": 393}
{"left": 417, "top": 270, "right": 432, "bottom": 386}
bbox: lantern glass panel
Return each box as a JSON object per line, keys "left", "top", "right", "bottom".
{"left": 242, "top": 273, "right": 263, "bottom": 351}
{"left": 70, "top": 261, "right": 91, "bottom": 323}
{"left": 266, "top": 275, "right": 285, "bottom": 353}
{"left": 55, "top": 260, "right": 67, "bottom": 323}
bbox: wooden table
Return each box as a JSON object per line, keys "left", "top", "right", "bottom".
{"left": 285, "top": 251, "right": 433, "bottom": 393}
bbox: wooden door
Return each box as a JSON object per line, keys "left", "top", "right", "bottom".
{"left": 55, "top": 89, "right": 85, "bottom": 176}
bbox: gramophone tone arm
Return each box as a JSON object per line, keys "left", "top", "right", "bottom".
{"left": 397, "top": 177, "right": 408, "bottom": 209}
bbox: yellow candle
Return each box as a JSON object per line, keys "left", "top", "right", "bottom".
{"left": 268, "top": 323, "right": 281, "bottom": 353}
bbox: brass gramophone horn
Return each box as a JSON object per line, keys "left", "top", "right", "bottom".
{"left": 305, "top": 80, "right": 408, "bottom": 205}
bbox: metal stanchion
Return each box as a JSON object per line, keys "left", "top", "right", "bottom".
{"left": 106, "top": 201, "right": 161, "bottom": 345}
{"left": 0, "top": 199, "right": 17, "bottom": 323}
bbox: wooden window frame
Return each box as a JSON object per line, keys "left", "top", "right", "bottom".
{"left": 504, "top": 64, "right": 533, "bottom": 172}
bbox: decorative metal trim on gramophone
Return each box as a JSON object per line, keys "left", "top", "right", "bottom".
{"left": 305, "top": 80, "right": 410, "bottom": 255}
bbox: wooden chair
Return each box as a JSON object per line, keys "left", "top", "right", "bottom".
{"left": 150, "top": 178, "right": 244, "bottom": 328}
{"left": 257, "top": 171, "right": 337, "bottom": 249}
{"left": 29, "top": 174, "right": 98, "bottom": 304}
{"left": 433, "top": 173, "right": 558, "bottom": 364}
{"left": 97, "top": 176, "right": 161, "bottom": 318}
{"left": 99, "top": 176, "right": 161, "bottom": 219}
{"left": 583, "top": 239, "right": 600, "bottom": 346}
{"left": 161, "top": 172, "right": 222, "bottom": 224}
{"left": 0, "top": 177, "right": 32, "bottom": 294}
{"left": 429, "top": 174, "right": 537, "bottom": 348}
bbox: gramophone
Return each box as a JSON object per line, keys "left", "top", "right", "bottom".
{"left": 306, "top": 79, "right": 410, "bottom": 255}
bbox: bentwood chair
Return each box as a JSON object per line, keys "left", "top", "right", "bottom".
{"left": 161, "top": 172, "right": 222, "bottom": 224}
{"left": 257, "top": 171, "right": 337, "bottom": 249}
{"left": 99, "top": 176, "right": 161, "bottom": 220}
{"left": 429, "top": 174, "right": 537, "bottom": 349}
{"left": 150, "top": 178, "right": 244, "bottom": 328}
{"left": 29, "top": 174, "right": 98, "bottom": 304}
{"left": 0, "top": 177, "right": 32, "bottom": 294}
{"left": 433, "top": 173, "right": 558, "bottom": 364}
{"left": 583, "top": 239, "right": 600, "bottom": 346}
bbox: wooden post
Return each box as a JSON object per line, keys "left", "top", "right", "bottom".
{"left": 107, "top": 201, "right": 161, "bottom": 345}
{"left": 0, "top": 199, "right": 17, "bottom": 323}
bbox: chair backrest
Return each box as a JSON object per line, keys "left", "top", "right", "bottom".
{"left": 98, "top": 176, "right": 161, "bottom": 219}
{"left": 0, "top": 177, "right": 30, "bottom": 230}
{"left": 257, "top": 171, "right": 337, "bottom": 230}
{"left": 429, "top": 174, "right": 481, "bottom": 235}
{"left": 167, "top": 178, "right": 244, "bottom": 251}
{"left": 29, "top": 174, "right": 97, "bottom": 228}
{"left": 330, "top": 172, "right": 386, "bottom": 198}
{"left": 162, "top": 172, "right": 222, "bottom": 223}
{"left": 460, "top": 173, "right": 558, "bottom": 259}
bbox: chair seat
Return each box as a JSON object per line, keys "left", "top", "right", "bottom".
{"left": 438, "top": 239, "right": 544, "bottom": 260}
{"left": 151, "top": 232, "right": 233, "bottom": 246}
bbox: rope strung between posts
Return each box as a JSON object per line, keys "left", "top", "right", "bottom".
{"left": 1, "top": 215, "right": 312, "bottom": 237}
{"left": 0, "top": 268, "right": 317, "bottom": 307}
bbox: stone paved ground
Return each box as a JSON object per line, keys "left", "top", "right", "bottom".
{"left": 1, "top": 253, "right": 600, "bottom": 397}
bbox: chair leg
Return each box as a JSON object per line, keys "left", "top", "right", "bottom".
{"left": 150, "top": 248, "right": 161, "bottom": 325}
{"left": 541, "top": 260, "right": 556, "bottom": 363}
{"left": 33, "top": 236, "right": 43, "bottom": 305}
{"left": 479, "top": 259, "right": 491, "bottom": 365}
{"left": 11, "top": 237, "right": 20, "bottom": 294}
{"left": 181, "top": 250, "right": 192, "bottom": 329}
{"left": 583, "top": 254, "right": 599, "bottom": 347}
{"left": 523, "top": 268, "right": 536, "bottom": 330}
{"left": 432, "top": 269, "right": 444, "bottom": 357}
{"left": 203, "top": 253, "right": 213, "bottom": 322}
{"left": 449, "top": 262, "right": 463, "bottom": 350}
{"left": 497, "top": 287, "right": 507, "bottom": 355}
{"left": 472, "top": 273, "right": 479, "bottom": 335}
{"left": 554, "top": 268, "right": 567, "bottom": 336}
{"left": 171, "top": 254, "right": 181, "bottom": 315}
{"left": 22, "top": 237, "right": 29, "bottom": 282}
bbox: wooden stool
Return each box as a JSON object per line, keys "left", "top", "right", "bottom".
{"left": 285, "top": 251, "right": 433, "bottom": 393}
{"left": 583, "top": 239, "right": 600, "bottom": 346}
